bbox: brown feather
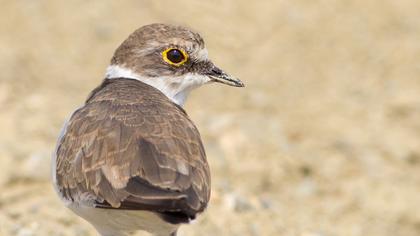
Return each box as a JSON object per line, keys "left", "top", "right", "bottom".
{"left": 55, "top": 78, "right": 210, "bottom": 216}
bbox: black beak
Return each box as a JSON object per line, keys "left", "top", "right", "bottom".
{"left": 205, "top": 65, "right": 244, "bottom": 87}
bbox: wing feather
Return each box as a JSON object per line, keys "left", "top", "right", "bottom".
{"left": 55, "top": 79, "right": 210, "bottom": 217}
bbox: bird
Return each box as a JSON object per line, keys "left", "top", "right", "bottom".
{"left": 51, "top": 23, "right": 244, "bottom": 236}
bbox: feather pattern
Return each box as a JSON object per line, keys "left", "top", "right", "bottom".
{"left": 55, "top": 78, "right": 210, "bottom": 220}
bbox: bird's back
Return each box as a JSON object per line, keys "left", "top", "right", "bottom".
{"left": 54, "top": 78, "right": 211, "bottom": 225}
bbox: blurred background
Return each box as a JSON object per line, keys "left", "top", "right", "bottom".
{"left": 1, "top": 1, "right": 420, "bottom": 235}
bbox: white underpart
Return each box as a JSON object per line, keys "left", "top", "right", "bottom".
{"left": 70, "top": 206, "right": 178, "bottom": 236}
{"left": 105, "top": 65, "right": 210, "bottom": 106}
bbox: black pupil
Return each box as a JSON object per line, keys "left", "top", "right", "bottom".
{"left": 167, "top": 49, "right": 184, "bottom": 64}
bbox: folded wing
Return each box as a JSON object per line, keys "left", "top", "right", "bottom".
{"left": 55, "top": 79, "right": 210, "bottom": 221}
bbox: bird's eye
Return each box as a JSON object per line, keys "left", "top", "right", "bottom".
{"left": 162, "top": 48, "right": 188, "bottom": 66}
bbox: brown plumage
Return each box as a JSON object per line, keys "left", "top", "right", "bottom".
{"left": 52, "top": 23, "right": 243, "bottom": 236}
{"left": 111, "top": 24, "right": 206, "bottom": 77}
{"left": 56, "top": 78, "right": 210, "bottom": 221}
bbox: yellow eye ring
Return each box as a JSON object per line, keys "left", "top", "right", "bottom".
{"left": 162, "top": 48, "right": 189, "bottom": 66}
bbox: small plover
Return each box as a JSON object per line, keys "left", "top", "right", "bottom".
{"left": 52, "top": 23, "right": 244, "bottom": 236}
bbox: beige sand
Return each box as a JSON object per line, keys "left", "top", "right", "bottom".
{"left": 1, "top": 1, "right": 420, "bottom": 235}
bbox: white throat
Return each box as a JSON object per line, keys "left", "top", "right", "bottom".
{"left": 105, "top": 65, "right": 210, "bottom": 106}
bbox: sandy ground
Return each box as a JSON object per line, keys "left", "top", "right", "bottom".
{"left": 1, "top": 1, "right": 420, "bottom": 235}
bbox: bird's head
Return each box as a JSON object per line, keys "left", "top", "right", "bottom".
{"left": 105, "top": 23, "right": 244, "bottom": 106}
